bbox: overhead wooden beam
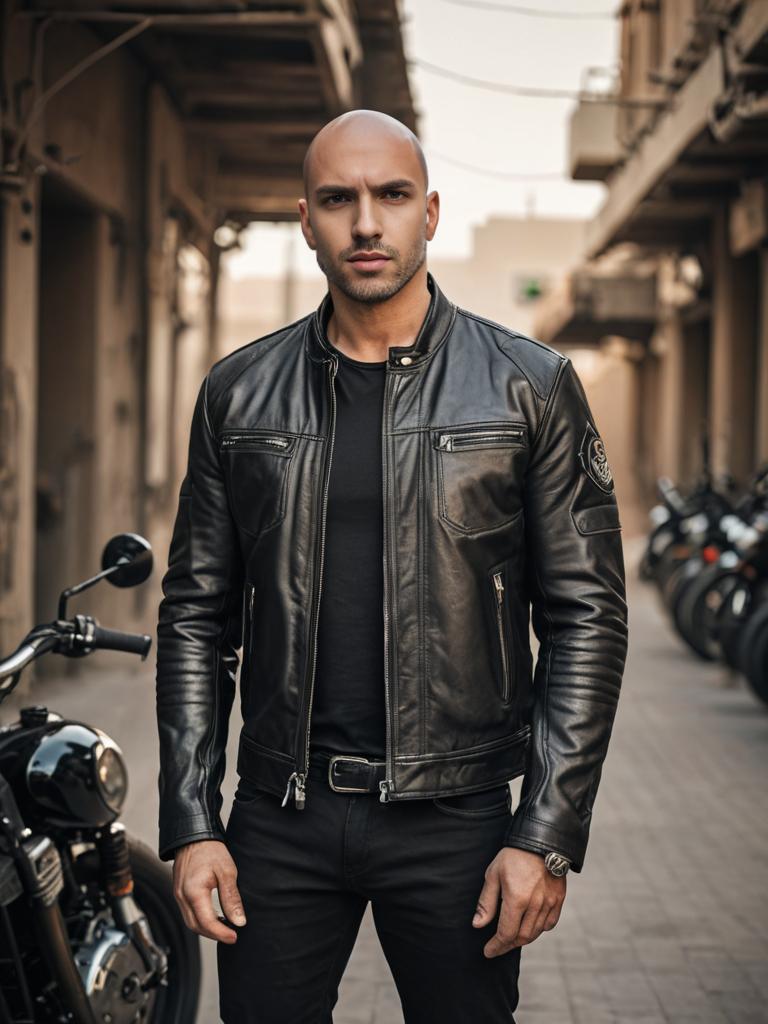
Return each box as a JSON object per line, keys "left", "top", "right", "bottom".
{"left": 21, "top": 8, "right": 320, "bottom": 28}
{"left": 732, "top": 0, "right": 768, "bottom": 64}
{"left": 585, "top": 46, "right": 725, "bottom": 258}
{"left": 306, "top": 0, "right": 361, "bottom": 113}
{"left": 187, "top": 118, "right": 325, "bottom": 138}
{"left": 181, "top": 88, "right": 324, "bottom": 109}
{"left": 28, "top": 0, "right": 309, "bottom": 7}
{"left": 211, "top": 173, "right": 304, "bottom": 198}
{"left": 212, "top": 192, "right": 303, "bottom": 217}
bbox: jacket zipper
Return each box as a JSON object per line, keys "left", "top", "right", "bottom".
{"left": 492, "top": 570, "right": 512, "bottom": 702}
{"left": 437, "top": 427, "right": 525, "bottom": 452}
{"left": 220, "top": 433, "right": 291, "bottom": 451}
{"left": 282, "top": 354, "right": 339, "bottom": 810}
{"left": 379, "top": 367, "right": 397, "bottom": 802}
{"left": 248, "top": 583, "right": 254, "bottom": 656}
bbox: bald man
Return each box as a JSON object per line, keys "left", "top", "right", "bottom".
{"left": 157, "top": 109, "right": 628, "bottom": 1024}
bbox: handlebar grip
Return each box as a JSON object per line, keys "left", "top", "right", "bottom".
{"left": 91, "top": 625, "right": 152, "bottom": 659}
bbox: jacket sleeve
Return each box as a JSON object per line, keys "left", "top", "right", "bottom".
{"left": 504, "top": 356, "right": 629, "bottom": 872}
{"left": 155, "top": 373, "right": 244, "bottom": 861}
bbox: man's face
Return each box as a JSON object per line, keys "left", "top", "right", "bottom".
{"left": 298, "top": 134, "right": 437, "bottom": 304}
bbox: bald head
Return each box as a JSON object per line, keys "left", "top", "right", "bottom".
{"left": 302, "top": 109, "right": 428, "bottom": 200}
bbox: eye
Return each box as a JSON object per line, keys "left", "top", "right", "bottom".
{"left": 384, "top": 190, "right": 406, "bottom": 199}
{"left": 325, "top": 194, "right": 348, "bottom": 205}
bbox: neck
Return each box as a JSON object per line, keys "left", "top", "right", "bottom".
{"left": 325, "top": 267, "right": 431, "bottom": 363}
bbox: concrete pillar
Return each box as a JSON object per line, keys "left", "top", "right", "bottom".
{"left": 679, "top": 319, "right": 710, "bottom": 487}
{"left": 755, "top": 247, "right": 768, "bottom": 465}
{"left": 0, "top": 186, "right": 40, "bottom": 657}
{"left": 634, "top": 348, "right": 660, "bottom": 503}
{"left": 654, "top": 312, "right": 687, "bottom": 481}
{"left": 710, "top": 204, "right": 759, "bottom": 483}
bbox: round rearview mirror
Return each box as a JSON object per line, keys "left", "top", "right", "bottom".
{"left": 101, "top": 533, "right": 153, "bottom": 588}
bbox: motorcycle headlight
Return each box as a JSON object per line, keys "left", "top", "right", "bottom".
{"left": 26, "top": 724, "right": 128, "bottom": 827}
{"left": 93, "top": 741, "right": 129, "bottom": 811}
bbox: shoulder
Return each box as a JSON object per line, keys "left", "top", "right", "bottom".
{"left": 454, "top": 307, "right": 567, "bottom": 402}
{"left": 204, "top": 310, "right": 314, "bottom": 408}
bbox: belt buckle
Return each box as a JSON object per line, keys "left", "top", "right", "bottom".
{"left": 328, "top": 755, "right": 372, "bottom": 793}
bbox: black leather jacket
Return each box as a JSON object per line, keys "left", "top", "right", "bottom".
{"left": 155, "top": 271, "right": 628, "bottom": 871}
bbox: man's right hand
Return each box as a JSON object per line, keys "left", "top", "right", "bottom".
{"left": 172, "top": 840, "right": 246, "bottom": 943}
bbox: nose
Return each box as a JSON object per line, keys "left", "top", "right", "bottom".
{"left": 351, "top": 193, "right": 382, "bottom": 241}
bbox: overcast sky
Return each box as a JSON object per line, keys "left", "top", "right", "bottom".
{"left": 225, "top": 0, "right": 620, "bottom": 280}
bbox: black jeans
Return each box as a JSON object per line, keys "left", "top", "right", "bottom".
{"left": 217, "top": 773, "right": 522, "bottom": 1023}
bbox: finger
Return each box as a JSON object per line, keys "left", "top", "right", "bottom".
{"left": 217, "top": 870, "right": 247, "bottom": 927}
{"left": 511, "top": 901, "right": 548, "bottom": 947}
{"left": 187, "top": 888, "right": 238, "bottom": 943}
{"left": 483, "top": 893, "right": 527, "bottom": 958}
{"left": 472, "top": 870, "right": 501, "bottom": 928}
{"left": 507, "top": 901, "right": 544, "bottom": 946}
{"left": 542, "top": 898, "right": 563, "bottom": 932}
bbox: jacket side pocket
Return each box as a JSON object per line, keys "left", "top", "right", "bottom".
{"left": 570, "top": 503, "right": 622, "bottom": 536}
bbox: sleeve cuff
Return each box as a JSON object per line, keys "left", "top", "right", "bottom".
{"left": 158, "top": 828, "right": 227, "bottom": 862}
{"left": 504, "top": 814, "right": 585, "bottom": 873}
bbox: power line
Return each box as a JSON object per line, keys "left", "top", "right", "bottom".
{"left": 427, "top": 149, "right": 566, "bottom": 180}
{"left": 410, "top": 57, "right": 664, "bottom": 107}
{"left": 411, "top": 58, "right": 583, "bottom": 99}
{"left": 439, "top": 0, "right": 617, "bottom": 18}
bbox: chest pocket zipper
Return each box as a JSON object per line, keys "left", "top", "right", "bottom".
{"left": 436, "top": 426, "right": 526, "bottom": 452}
{"left": 220, "top": 432, "right": 295, "bottom": 453}
{"left": 491, "top": 569, "right": 515, "bottom": 703}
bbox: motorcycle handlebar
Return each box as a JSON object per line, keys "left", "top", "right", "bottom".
{"left": 656, "top": 477, "right": 688, "bottom": 515}
{"left": 89, "top": 624, "right": 152, "bottom": 659}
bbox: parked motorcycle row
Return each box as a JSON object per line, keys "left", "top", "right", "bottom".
{"left": 0, "top": 534, "right": 200, "bottom": 1023}
{"left": 639, "top": 453, "right": 768, "bottom": 708}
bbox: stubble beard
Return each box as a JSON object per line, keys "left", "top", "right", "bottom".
{"left": 315, "top": 233, "right": 427, "bottom": 305}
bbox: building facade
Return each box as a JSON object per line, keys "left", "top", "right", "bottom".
{"left": 536, "top": 0, "right": 768, "bottom": 509}
{"left": 0, "top": 1, "right": 414, "bottom": 664}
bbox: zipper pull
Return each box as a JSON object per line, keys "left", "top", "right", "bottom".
{"left": 294, "top": 773, "right": 307, "bottom": 810}
{"left": 379, "top": 780, "right": 393, "bottom": 803}
{"left": 281, "top": 772, "right": 298, "bottom": 807}
{"left": 493, "top": 572, "right": 505, "bottom": 605}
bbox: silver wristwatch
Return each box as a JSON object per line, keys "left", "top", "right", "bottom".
{"left": 544, "top": 851, "right": 571, "bottom": 877}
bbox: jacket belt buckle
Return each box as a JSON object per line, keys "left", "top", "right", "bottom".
{"left": 328, "top": 755, "right": 376, "bottom": 793}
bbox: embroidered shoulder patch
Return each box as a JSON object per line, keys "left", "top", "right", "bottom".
{"left": 578, "top": 422, "right": 614, "bottom": 493}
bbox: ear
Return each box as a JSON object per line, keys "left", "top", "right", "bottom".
{"left": 297, "top": 198, "right": 316, "bottom": 251}
{"left": 426, "top": 190, "right": 439, "bottom": 241}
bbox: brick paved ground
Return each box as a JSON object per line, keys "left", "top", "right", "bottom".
{"left": 5, "top": 535, "right": 767, "bottom": 1022}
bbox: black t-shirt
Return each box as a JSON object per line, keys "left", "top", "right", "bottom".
{"left": 309, "top": 341, "right": 388, "bottom": 758}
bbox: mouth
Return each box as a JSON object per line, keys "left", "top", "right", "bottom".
{"left": 348, "top": 253, "right": 391, "bottom": 271}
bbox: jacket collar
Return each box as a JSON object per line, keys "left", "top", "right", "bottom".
{"left": 307, "top": 270, "right": 456, "bottom": 369}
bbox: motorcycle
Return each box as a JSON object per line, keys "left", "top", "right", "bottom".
{"left": 640, "top": 454, "right": 768, "bottom": 706}
{"left": 638, "top": 436, "right": 738, "bottom": 607}
{"left": 0, "top": 533, "right": 200, "bottom": 1023}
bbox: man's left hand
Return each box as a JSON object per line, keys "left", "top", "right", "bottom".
{"left": 472, "top": 847, "right": 566, "bottom": 957}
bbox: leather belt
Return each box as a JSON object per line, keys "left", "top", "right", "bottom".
{"left": 308, "top": 751, "right": 387, "bottom": 795}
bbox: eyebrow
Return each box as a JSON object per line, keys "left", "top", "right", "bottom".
{"left": 314, "top": 179, "right": 417, "bottom": 198}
